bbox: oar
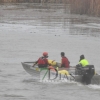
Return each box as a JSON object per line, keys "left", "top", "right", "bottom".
{"left": 24, "top": 61, "right": 36, "bottom": 63}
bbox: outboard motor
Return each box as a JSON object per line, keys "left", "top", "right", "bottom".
{"left": 75, "top": 65, "right": 95, "bottom": 85}
{"left": 82, "top": 65, "right": 95, "bottom": 85}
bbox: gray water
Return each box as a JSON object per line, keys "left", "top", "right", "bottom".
{"left": 0, "top": 3, "right": 100, "bottom": 100}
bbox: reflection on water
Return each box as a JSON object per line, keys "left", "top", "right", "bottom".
{"left": 0, "top": 3, "right": 100, "bottom": 37}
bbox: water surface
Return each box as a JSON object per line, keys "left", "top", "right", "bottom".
{"left": 0, "top": 3, "right": 100, "bottom": 100}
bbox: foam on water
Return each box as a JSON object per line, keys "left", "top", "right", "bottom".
{"left": 39, "top": 79, "right": 77, "bottom": 84}
{"left": 88, "top": 84, "right": 100, "bottom": 90}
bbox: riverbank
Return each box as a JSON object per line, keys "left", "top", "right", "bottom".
{"left": 0, "top": 0, "right": 69, "bottom": 3}
{"left": 1, "top": 0, "right": 100, "bottom": 17}
{"left": 70, "top": 0, "right": 100, "bottom": 17}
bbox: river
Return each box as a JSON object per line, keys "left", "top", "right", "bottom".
{"left": 0, "top": 3, "right": 100, "bottom": 100}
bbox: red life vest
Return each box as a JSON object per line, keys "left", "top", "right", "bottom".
{"left": 61, "top": 57, "right": 70, "bottom": 68}
{"left": 38, "top": 57, "right": 47, "bottom": 65}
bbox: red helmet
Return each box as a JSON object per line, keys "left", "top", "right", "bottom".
{"left": 43, "top": 52, "right": 48, "bottom": 57}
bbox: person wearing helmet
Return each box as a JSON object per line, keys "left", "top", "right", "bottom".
{"left": 32, "top": 52, "right": 49, "bottom": 68}
{"left": 60, "top": 52, "right": 70, "bottom": 68}
{"left": 79, "top": 55, "right": 89, "bottom": 67}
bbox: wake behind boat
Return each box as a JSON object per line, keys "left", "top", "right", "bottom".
{"left": 21, "top": 61, "right": 100, "bottom": 85}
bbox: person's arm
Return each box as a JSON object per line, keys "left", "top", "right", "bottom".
{"left": 32, "top": 60, "right": 38, "bottom": 67}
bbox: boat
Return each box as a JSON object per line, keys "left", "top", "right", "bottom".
{"left": 21, "top": 61, "right": 100, "bottom": 85}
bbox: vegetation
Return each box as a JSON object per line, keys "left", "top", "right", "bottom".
{"left": 0, "top": 0, "right": 100, "bottom": 17}
{"left": 0, "top": 0, "right": 41, "bottom": 3}
{"left": 0, "top": 0, "right": 69, "bottom": 3}
{"left": 70, "top": 0, "right": 100, "bottom": 17}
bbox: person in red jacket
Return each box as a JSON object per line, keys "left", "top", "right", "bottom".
{"left": 33, "top": 52, "right": 49, "bottom": 68}
{"left": 60, "top": 52, "right": 70, "bottom": 68}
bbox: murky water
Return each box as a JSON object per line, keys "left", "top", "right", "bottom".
{"left": 0, "top": 3, "right": 100, "bottom": 100}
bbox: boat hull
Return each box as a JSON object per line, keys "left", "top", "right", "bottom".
{"left": 21, "top": 62, "right": 100, "bottom": 85}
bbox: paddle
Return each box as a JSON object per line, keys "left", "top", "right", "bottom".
{"left": 24, "top": 61, "right": 36, "bottom": 63}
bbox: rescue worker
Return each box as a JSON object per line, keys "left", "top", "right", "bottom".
{"left": 76, "top": 55, "right": 95, "bottom": 85}
{"left": 79, "top": 55, "right": 89, "bottom": 67}
{"left": 60, "top": 52, "right": 70, "bottom": 68}
{"left": 32, "top": 52, "right": 50, "bottom": 68}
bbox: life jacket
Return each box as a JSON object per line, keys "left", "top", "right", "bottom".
{"left": 58, "top": 70, "right": 69, "bottom": 75}
{"left": 61, "top": 57, "right": 70, "bottom": 68}
{"left": 48, "top": 60, "right": 57, "bottom": 66}
{"left": 48, "top": 66, "right": 55, "bottom": 71}
{"left": 48, "top": 66, "right": 58, "bottom": 71}
{"left": 79, "top": 59, "right": 89, "bottom": 67}
{"left": 38, "top": 57, "right": 47, "bottom": 65}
